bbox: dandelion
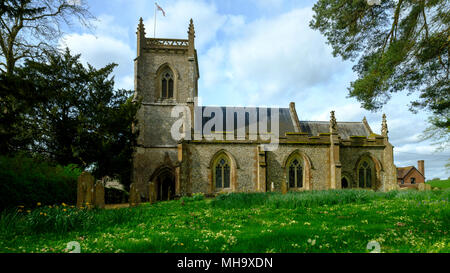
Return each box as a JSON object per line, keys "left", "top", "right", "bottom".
{"left": 37, "top": 202, "right": 41, "bottom": 206}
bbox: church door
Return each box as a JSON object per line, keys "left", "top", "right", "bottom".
{"left": 156, "top": 170, "right": 175, "bottom": 201}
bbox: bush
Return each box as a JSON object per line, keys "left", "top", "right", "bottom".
{"left": 180, "top": 193, "right": 206, "bottom": 203}
{"left": 0, "top": 155, "right": 82, "bottom": 210}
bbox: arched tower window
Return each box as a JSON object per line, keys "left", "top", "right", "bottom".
{"left": 214, "top": 155, "right": 231, "bottom": 190}
{"left": 161, "top": 69, "right": 174, "bottom": 99}
{"left": 358, "top": 159, "right": 373, "bottom": 189}
{"left": 288, "top": 157, "right": 303, "bottom": 189}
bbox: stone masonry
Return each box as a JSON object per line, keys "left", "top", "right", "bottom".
{"left": 131, "top": 18, "right": 399, "bottom": 201}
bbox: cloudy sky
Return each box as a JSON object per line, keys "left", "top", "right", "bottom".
{"left": 60, "top": 0, "right": 449, "bottom": 179}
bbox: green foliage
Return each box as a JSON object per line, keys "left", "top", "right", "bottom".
{"left": 1, "top": 190, "right": 449, "bottom": 253}
{"left": 427, "top": 179, "right": 450, "bottom": 189}
{"left": 211, "top": 190, "right": 386, "bottom": 209}
{"left": 180, "top": 193, "right": 206, "bottom": 203}
{"left": 0, "top": 155, "right": 82, "bottom": 210}
{"left": 0, "top": 74, "right": 46, "bottom": 154}
{"left": 310, "top": 0, "right": 449, "bottom": 131}
{"left": 16, "top": 49, "right": 140, "bottom": 187}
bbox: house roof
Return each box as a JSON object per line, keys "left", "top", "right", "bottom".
{"left": 397, "top": 166, "right": 424, "bottom": 179}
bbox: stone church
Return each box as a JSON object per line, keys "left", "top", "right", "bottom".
{"left": 132, "top": 19, "right": 398, "bottom": 201}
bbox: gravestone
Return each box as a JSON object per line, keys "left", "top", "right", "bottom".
{"left": 94, "top": 181, "right": 105, "bottom": 209}
{"left": 129, "top": 183, "right": 141, "bottom": 206}
{"left": 77, "top": 172, "right": 95, "bottom": 208}
{"left": 148, "top": 182, "right": 157, "bottom": 204}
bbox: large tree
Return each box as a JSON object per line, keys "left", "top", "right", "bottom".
{"left": 310, "top": 0, "right": 449, "bottom": 133}
{"left": 18, "top": 49, "right": 140, "bottom": 186}
{"left": 0, "top": 73, "right": 45, "bottom": 154}
{"left": 0, "top": 0, "right": 93, "bottom": 76}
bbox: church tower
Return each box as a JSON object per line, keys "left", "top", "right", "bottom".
{"left": 132, "top": 18, "right": 199, "bottom": 200}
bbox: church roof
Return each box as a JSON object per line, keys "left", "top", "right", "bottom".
{"left": 198, "top": 106, "right": 295, "bottom": 136}
{"left": 198, "top": 106, "right": 370, "bottom": 139}
{"left": 299, "top": 121, "right": 370, "bottom": 140}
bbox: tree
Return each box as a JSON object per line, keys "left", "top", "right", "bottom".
{"left": 310, "top": 0, "right": 449, "bottom": 132}
{"left": 18, "top": 49, "right": 140, "bottom": 186}
{"left": 0, "top": 0, "right": 93, "bottom": 76}
{"left": 0, "top": 73, "right": 45, "bottom": 154}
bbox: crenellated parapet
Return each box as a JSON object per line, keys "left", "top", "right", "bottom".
{"left": 146, "top": 38, "right": 190, "bottom": 51}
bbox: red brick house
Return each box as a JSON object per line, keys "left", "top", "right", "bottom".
{"left": 397, "top": 160, "right": 425, "bottom": 188}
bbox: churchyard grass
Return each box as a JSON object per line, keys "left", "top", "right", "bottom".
{"left": 0, "top": 190, "right": 449, "bottom": 253}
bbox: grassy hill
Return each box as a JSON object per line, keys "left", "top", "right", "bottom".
{"left": 0, "top": 190, "right": 449, "bottom": 253}
{"left": 427, "top": 179, "right": 450, "bottom": 189}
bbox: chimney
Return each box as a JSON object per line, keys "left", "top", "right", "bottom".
{"left": 418, "top": 160, "right": 425, "bottom": 177}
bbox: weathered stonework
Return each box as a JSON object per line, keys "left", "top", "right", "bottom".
{"left": 94, "top": 181, "right": 105, "bottom": 209}
{"left": 131, "top": 19, "right": 399, "bottom": 201}
{"left": 76, "top": 172, "right": 95, "bottom": 208}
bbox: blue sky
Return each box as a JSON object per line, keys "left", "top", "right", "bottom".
{"left": 60, "top": 0, "right": 449, "bottom": 179}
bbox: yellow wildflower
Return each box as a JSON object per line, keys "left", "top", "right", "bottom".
{"left": 37, "top": 202, "right": 41, "bottom": 206}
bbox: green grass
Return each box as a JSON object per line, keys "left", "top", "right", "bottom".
{"left": 428, "top": 179, "right": 450, "bottom": 189}
{"left": 0, "top": 190, "right": 449, "bottom": 253}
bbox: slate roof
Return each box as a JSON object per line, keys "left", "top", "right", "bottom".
{"left": 198, "top": 107, "right": 295, "bottom": 136}
{"left": 299, "top": 121, "right": 370, "bottom": 140}
{"left": 197, "top": 106, "right": 370, "bottom": 139}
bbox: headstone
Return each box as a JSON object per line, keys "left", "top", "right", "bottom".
{"left": 282, "top": 181, "right": 287, "bottom": 194}
{"left": 148, "top": 182, "right": 157, "bottom": 204}
{"left": 94, "top": 181, "right": 105, "bottom": 209}
{"left": 418, "top": 183, "right": 425, "bottom": 191}
{"left": 129, "top": 183, "right": 141, "bottom": 206}
{"left": 77, "top": 172, "right": 95, "bottom": 208}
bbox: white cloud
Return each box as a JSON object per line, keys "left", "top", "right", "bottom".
{"left": 59, "top": 33, "right": 134, "bottom": 89}
{"left": 143, "top": 0, "right": 227, "bottom": 51}
{"left": 198, "top": 7, "right": 350, "bottom": 107}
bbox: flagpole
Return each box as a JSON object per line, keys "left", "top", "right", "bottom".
{"left": 154, "top": 2, "right": 157, "bottom": 38}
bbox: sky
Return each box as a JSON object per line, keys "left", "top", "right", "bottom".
{"left": 59, "top": 0, "right": 449, "bottom": 179}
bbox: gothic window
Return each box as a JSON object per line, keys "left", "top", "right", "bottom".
{"left": 358, "top": 159, "right": 373, "bottom": 189}
{"left": 214, "top": 156, "right": 231, "bottom": 189}
{"left": 288, "top": 158, "right": 303, "bottom": 189}
{"left": 161, "top": 70, "right": 174, "bottom": 99}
